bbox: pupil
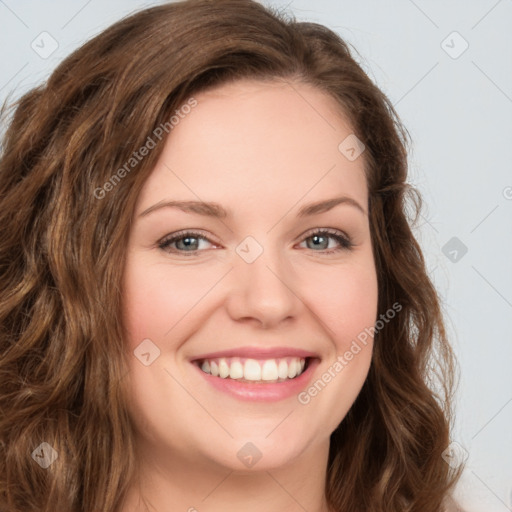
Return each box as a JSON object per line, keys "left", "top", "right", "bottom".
{"left": 180, "top": 237, "right": 197, "bottom": 250}
{"left": 311, "top": 235, "right": 326, "bottom": 249}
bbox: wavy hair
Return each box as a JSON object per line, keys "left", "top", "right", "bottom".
{"left": 0, "top": 1, "right": 463, "bottom": 510}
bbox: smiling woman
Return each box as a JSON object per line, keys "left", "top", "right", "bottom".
{"left": 0, "top": 1, "right": 463, "bottom": 512}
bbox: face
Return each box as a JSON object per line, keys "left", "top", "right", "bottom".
{"left": 122, "top": 78, "right": 378, "bottom": 474}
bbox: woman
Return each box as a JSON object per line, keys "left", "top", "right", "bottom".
{"left": 0, "top": 1, "right": 464, "bottom": 510}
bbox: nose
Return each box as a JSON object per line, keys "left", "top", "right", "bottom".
{"left": 224, "top": 243, "right": 302, "bottom": 329}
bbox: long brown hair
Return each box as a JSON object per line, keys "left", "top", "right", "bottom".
{"left": 0, "top": 1, "right": 463, "bottom": 510}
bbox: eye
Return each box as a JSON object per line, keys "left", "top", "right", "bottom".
{"left": 297, "top": 228, "right": 354, "bottom": 254}
{"left": 157, "top": 228, "right": 353, "bottom": 256}
{"left": 158, "top": 230, "right": 216, "bottom": 256}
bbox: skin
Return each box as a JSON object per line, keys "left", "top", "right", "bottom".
{"left": 120, "top": 78, "right": 378, "bottom": 512}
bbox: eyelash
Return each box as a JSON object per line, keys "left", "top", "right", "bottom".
{"left": 157, "top": 228, "right": 354, "bottom": 257}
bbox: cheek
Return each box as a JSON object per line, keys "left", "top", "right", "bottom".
{"left": 122, "top": 255, "right": 221, "bottom": 347}
{"left": 293, "top": 257, "right": 378, "bottom": 432}
{"left": 300, "top": 257, "right": 378, "bottom": 348}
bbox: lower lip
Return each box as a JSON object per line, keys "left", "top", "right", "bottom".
{"left": 192, "top": 358, "right": 320, "bottom": 402}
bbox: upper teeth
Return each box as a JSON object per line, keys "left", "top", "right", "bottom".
{"left": 200, "top": 357, "right": 306, "bottom": 381}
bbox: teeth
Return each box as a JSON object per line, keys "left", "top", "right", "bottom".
{"left": 230, "top": 360, "right": 244, "bottom": 379}
{"left": 261, "top": 360, "right": 278, "bottom": 380}
{"left": 288, "top": 360, "right": 297, "bottom": 379}
{"left": 278, "top": 360, "right": 288, "bottom": 379}
{"left": 218, "top": 358, "right": 230, "bottom": 378}
{"left": 244, "top": 359, "right": 261, "bottom": 381}
{"left": 198, "top": 356, "right": 308, "bottom": 382}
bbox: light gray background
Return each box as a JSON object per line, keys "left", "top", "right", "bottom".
{"left": 1, "top": 1, "right": 511, "bottom": 510}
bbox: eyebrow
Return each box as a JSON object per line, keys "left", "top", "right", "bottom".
{"left": 138, "top": 195, "right": 367, "bottom": 219}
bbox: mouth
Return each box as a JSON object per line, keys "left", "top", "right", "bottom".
{"left": 194, "top": 356, "right": 311, "bottom": 383}
{"left": 190, "top": 348, "right": 320, "bottom": 402}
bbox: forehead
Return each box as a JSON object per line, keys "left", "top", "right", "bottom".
{"left": 135, "top": 78, "right": 367, "bottom": 216}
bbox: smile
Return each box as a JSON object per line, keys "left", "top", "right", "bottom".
{"left": 190, "top": 347, "right": 320, "bottom": 402}
{"left": 198, "top": 356, "right": 307, "bottom": 382}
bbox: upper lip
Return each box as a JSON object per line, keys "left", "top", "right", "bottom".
{"left": 190, "top": 346, "right": 320, "bottom": 361}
